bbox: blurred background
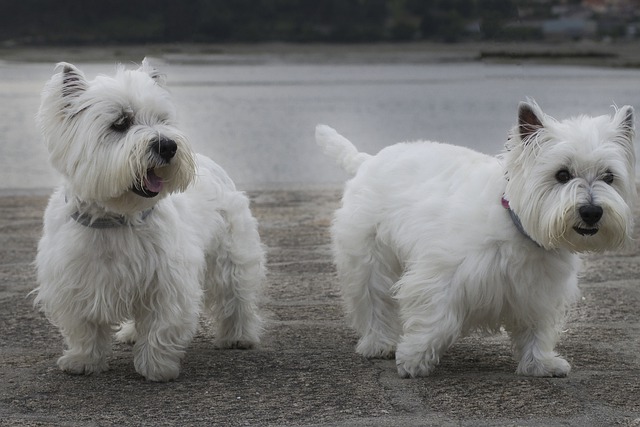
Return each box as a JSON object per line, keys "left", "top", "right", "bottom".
{"left": 1, "top": 0, "right": 640, "bottom": 191}
{"left": 2, "top": 0, "right": 640, "bottom": 44}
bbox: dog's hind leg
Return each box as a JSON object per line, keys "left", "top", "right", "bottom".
{"left": 114, "top": 320, "right": 137, "bottom": 344}
{"left": 336, "top": 234, "right": 402, "bottom": 359}
{"left": 204, "top": 196, "right": 265, "bottom": 349}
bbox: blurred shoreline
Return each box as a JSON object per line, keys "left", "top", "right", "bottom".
{"left": 2, "top": 41, "right": 639, "bottom": 198}
{"left": 2, "top": 40, "right": 640, "bottom": 67}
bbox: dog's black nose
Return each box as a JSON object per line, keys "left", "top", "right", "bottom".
{"left": 152, "top": 138, "right": 177, "bottom": 162}
{"left": 579, "top": 205, "right": 603, "bottom": 226}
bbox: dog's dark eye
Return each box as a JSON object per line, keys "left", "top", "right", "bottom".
{"left": 555, "top": 169, "right": 572, "bottom": 184}
{"left": 111, "top": 115, "right": 132, "bottom": 132}
{"left": 602, "top": 171, "right": 615, "bottom": 185}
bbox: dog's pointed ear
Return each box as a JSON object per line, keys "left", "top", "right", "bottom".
{"left": 518, "top": 101, "right": 544, "bottom": 143}
{"left": 139, "top": 57, "right": 166, "bottom": 87}
{"left": 615, "top": 105, "right": 634, "bottom": 142}
{"left": 56, "top": 62, "right": 88, "bottom": 99}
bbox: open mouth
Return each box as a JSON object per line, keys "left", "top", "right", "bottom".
{"left": 131, "top": 169, "right": 164, "bottom": 198}
{"left": 574, "top": 226, "right": 599, "bottom": 236}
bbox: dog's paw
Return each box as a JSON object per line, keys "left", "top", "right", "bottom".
{"left": 137, "top": 364, "right": 181, "bottom": 382}
{"left": 396, "top": 361, "right": 436, "bottom": 378}
{"left": 57, "top": 354, "right": 108, "bottom": 375}
{"left": 133, "top": 340, "right": 184, "bottom": 382}
{"left": 114, "top": 321, "right": 137, "bottom": 344}
{"left": 395, "top": 341, "right": 440, "bottom": 378}
{"left": 134, "top": 355, "right": 181, "bottom": 382}
{"left": 517, "top": 356, "right": 571, "bottom": 377}
{"left": 356, "top": 339, "right": 396, "bottom": 359}
{"left": 395, "top": 354, "right": 436, "bottom": 378}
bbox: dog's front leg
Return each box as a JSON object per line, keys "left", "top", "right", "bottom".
{"left": 57, "top": 320, "right": 111, "bottom": 375}
{"left": 394, "top": 277, "right": 463, "bottom": 378}
{"left": 131, "top": 285, "right": 200, "bottom": 382}
{"left": 395, "top": 324, "right": 462, "bottom": 378}
{"left": 132, "top": 314, "right": 198, "bottom": 382}
{"left": 509, "top": 324, "right": 570, "bottom": 377}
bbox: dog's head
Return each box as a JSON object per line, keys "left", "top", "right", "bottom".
{"left": 504, "top": 100, "right": 636, "bottom": 252}
{"left": 37, "top": 58, "right": 196, "bottom": 214}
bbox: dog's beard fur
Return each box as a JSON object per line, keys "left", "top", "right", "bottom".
{"left": 316, "top": 100, "right": 636, "bottom": 379}
{"left": 37, "top": 60, "right": 196, "bottom": 215}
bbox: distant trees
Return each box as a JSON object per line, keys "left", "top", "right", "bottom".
{"left": 0, "top": 0, "right": 389, "bottom": 43}
{"left": 404, "top": 0, "right": 479, "bottom": 42}
{"left": 478, "top": 0, "right": 520, "bottom": 40}
{"left": 0, "top": 0, "right": 625, "bottom": 45}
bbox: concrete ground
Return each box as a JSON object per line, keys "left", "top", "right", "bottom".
{"left": 1, "top": 189, "right": 639, "bottom": 426}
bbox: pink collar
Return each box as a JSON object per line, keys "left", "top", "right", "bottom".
{"left": 501, "top": 196, "right": 511, "bottom": 210}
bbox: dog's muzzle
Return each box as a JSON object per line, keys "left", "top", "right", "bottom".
{"left": 573, "top": 204, "right": 603, "bottom": 236}
{"left": 131, "top": 138, "right": 177, "bottom": 198}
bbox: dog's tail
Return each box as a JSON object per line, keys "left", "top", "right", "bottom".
{"left": 315, "top": 125, "right": 372, "bottom": 175}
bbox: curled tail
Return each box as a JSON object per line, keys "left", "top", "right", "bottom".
{"left": 315, "top": 125, "right": 371, "bottom": 175}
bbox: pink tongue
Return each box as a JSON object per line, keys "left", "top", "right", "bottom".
{"left": 144, "top": 170, "right": 164, "bottom": 193}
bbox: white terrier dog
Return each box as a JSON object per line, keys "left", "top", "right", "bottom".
{"left": 316, "top": 101, "right": 636, "bottom": 378}
{"left": 33, "top": 60, "right": 265, "bottom": 382}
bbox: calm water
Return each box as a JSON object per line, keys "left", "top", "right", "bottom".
{"left": 2, "top": 56, "right": 640, "bottom": 191}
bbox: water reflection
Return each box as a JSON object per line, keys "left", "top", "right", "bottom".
{"left": 1, "top": 58, "right": 639, "bottom": 191}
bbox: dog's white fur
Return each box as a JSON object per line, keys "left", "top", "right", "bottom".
{"left": 33, "top": 60, "right": 265, "bottom": 382}
{"left": 316, "top": 101, "right": 636, "bottom": 378}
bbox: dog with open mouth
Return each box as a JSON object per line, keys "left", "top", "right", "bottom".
{"left": 33, "top": 59, "right": 266, "bottom": 382}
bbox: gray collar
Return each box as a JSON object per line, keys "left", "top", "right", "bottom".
{"left": 501, "top": 196, "right": 541, "bottom": 247}
{"left": 66, "top": 194, "right": 154, "bottom": 229}
{"left": 70, "top": 208, "right": 154, "bottom": 229}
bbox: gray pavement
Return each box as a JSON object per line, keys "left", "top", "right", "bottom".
{"left": 1, "top": 189, "right": 639, "bottom": 426}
